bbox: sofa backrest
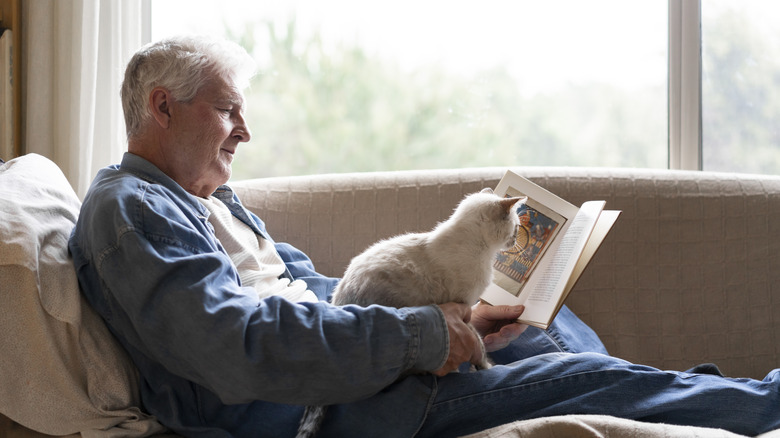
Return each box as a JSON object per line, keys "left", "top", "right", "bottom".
{"left": 232, "top": 166, "right": 780, "bottom": 380}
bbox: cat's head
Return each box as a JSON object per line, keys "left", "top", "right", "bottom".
{"left": 452, "top": 188, "right": 526, "bottom": 251}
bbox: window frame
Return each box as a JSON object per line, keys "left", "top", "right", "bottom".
{"left": 668, "top": 0, "right": 703, "bottom": 171}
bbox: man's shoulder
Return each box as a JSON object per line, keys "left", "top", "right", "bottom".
{"left": 87, "top": 167, "right": 146, "bottom": 204}
{"left": 78, "top": 168, "right": 202, "bottom": 236}
{"left": 72, "top": 167, "right": 215, "bottom": 266}
{"left": 82, "top": 168, "right": 159, "bottom": 220}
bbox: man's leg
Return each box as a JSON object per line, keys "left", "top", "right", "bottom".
{"left": 417, "top": 352, "right": 780, "bottom": 438}
{"left": 490, "top": 305, "right": 608, "bottom": 364}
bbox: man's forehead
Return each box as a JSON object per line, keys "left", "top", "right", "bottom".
{"left": 200, "top": 74, "right": 245, "bottom": 104}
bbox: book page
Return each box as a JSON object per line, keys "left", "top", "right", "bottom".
{"left": 531, "top": 209, "right": 620, "bottom": 327}
{"left": 511, "top": 200, "right": 604, "bottom": 326}
{"left": 561, "top": 209, "right": 621, "bottom": 296}
{"left": 489, "top": 171, "right": 579, "bottom": 295}
{"left": 481, "top": 171, "right": 580, "bottom": 308}
{"left": 493, "top": 171, "right": 580, "bottom": 220}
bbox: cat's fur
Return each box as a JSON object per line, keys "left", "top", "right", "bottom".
{"left": 295, "top": 189, "right": 524, "bottom": 438}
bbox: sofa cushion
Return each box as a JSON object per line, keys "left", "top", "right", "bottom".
{"left": 461, "top": 414, "right": 753, "bottom": 438}
{"left": 0, "top": 154, "right": 167, "bottom": 437}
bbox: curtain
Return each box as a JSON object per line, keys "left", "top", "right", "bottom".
{"left": 23, "top": 0, "right": 148, "bottom": 198}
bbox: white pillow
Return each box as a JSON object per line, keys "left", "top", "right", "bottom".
{"left": 0, "top": 154, "right": 168, "bottom": 437}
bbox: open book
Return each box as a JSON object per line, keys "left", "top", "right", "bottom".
{"left": 480, "top": 170, "right": 621, "bottom": 329}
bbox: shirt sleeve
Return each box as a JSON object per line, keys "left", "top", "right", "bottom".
{"left": 274, "top": 241, "right": 339, "bottom": 301}
{"left": 94, "top": 188, "right": 448, "bottom": 406}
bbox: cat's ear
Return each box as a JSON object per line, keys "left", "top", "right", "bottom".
{"left": 480, "top": 188, "right": 494, "bottom": 194}
{"left": 500, "top": 196, "right": 526, "bottom": 214}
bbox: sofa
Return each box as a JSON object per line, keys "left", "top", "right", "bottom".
{"left": 2, "top": 153, "right": 780, "bottom": 437}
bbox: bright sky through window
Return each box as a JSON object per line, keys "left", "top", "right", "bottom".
{"left": 151, "top": 1, "right": 670, "bottom": 178}
{"left": 152, "top": 0, "right": 665, "bottom": 96}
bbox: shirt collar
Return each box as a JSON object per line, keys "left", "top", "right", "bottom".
{"left": 118, "top": 152, "right": 210, "bottom": 216}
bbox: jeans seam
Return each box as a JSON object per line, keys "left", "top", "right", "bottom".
{"left": 544, "top": 327, "right": 569, "bottom": 352}
{"left": 412, "top": 376, "right": 439, "bottom": 438}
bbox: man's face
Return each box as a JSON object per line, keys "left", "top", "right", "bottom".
{"left": 166, "top": 73, "right": 251, "bottom": 197}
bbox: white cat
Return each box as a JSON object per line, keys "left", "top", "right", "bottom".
{"left": 332, "top": 189, "right": 524, "bottom": 314}
{"left": 296, "top": 189, "right": 525, "bottom": 438}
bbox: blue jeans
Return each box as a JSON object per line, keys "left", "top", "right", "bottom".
{"left": 316, "top": 306, "right": 780, "bottom": 438}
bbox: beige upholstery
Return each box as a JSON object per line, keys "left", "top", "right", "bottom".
{"left": 459, "top": 414, "right": 780, "bottom": 438}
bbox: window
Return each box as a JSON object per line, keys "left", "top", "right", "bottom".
{"left": 702, "top": 1, "right": 780, "bottom": 174}
{"left": 153, "top": 1, "right": 673, "bottom": 180}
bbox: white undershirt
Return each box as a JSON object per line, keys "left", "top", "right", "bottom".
{"left": 198, "top": 196, "right": 318, "bottom": 303}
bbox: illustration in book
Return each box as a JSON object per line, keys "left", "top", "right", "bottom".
{"left": 493, "top": 196, "right": 564, "bottom": 296}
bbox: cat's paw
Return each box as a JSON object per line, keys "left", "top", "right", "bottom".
{"left": 467, "top": 356, "right": 494, "bottom": 372}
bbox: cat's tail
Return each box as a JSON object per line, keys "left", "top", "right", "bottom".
{"left": 296, "top": 405, "right": 328, "bottom": 438}
{"left": 469, "top": 323, "right": 494, "bottom": 371}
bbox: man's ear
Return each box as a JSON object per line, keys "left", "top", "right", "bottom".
{"left": 149, "top": 87, "right": 173, "bottom": 129}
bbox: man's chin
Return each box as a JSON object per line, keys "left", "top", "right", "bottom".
{"left": 221, "top": 150, "right": 235, "bottom": 163}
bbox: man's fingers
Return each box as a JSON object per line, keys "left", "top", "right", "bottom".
{"left": 433, "top": 303, "right": 483, "bottom": 375}
{"left": 479, "top": 303, "right": 525, "bottom": 320}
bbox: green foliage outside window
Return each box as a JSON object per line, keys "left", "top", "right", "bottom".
{"left": 221, "top": 5, "right": 780, "bottom": 181}
{"left": 702, "top": 4, "right": 780, "bottom": 174}
{"left": 228, "top": 19, "right": 667, "bottom": 181}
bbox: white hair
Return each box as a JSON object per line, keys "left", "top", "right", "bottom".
{"left": 121, "top": 35, "right": 257, "bottom": 138}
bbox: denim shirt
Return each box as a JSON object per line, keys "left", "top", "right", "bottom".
{"left": 69, "top": 153, "right": 448, "bottom": 437}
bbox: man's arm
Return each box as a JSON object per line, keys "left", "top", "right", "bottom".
{"left": 73, "top": 187, "right": 448, "bottom": 406}
{"left": 113, "top": 235, "right": 449, "bottom": 404}
{"left": 274, "top": 241, "right": 339, "bottom": 301}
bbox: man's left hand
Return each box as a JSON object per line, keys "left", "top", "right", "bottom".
{"left": 470, "top": 302, "right": 528, "bottom": 352}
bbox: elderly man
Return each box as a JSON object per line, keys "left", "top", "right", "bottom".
{"left": 70, "top": 35, "right": 780, "bottom": 438}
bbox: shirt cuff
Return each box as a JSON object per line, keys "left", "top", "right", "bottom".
{"left": 401, "top": 305, "right": 449, "bottom": 372}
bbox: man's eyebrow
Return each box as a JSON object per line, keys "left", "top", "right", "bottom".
{"left": 217, "top": 93, "right": 246, "bottom": 109}
{"left": 221, "top": 93, "right": 244, "bottom": 105}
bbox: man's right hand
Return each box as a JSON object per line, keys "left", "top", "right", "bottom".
{"left": 432, "top": 302, "right": 484, "bottom": 376}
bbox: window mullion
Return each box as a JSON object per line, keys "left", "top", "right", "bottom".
{"left": 668, "top": 0, "right": 702, "bottom": 171}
